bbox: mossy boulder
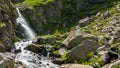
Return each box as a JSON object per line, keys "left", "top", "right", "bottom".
{"left": 66, "top": 39, "right": 99, "bottom": 62}
{"left": 63, "top": 31, "right": 98, "bottom": 49}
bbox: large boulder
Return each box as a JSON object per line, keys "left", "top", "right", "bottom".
{"left": 0, "top": 53, "right": 15, "bottom": 68}
{"left": 63, "top": 31, "right": 98, "bottom": 49}
{"left": 60, "top": 64, "right": 93, "bottom": 68}
{"left": 66, "top": 39, "right": 99, "bottom": 62}
{"left": 0, "top": 57, "right": 15, "bottom": 68}
{"left": 24, "top": 44, "right": 48, "bottom": 56}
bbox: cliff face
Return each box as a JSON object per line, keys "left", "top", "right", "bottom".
{"left": 19, "top": 0, "right": 108, "bottom": 34}
{"left": 0, "top": 0, "right": 17, "bottom": 51}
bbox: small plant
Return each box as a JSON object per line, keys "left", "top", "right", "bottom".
{"left": 61, "top": 52, "right": 67, "bottom": 62}
{"left": 0, "top": 22, "right": 6, "bottom": 28}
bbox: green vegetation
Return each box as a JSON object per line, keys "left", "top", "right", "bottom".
{"left": 61, "top": 52, "right": 67, "bottom": 62}
{"left": 74, "top": 52, "right": 104, "bottom": 67}
{"left": 0, "top": 22, "right": 6, "bottom": 28}
{"left": 13, "top": 35, "right": 19, "bottom": 42}
{"left": 81, "top": 6, "right": 118, "bottom": 36}
{"left": 23, "top": 0, "right": 54, "bottom": 6}
{"left": 113, "top": 64, "right": 120, "bottom": 68}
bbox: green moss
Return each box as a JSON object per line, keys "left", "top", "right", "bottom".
{"left": 52, "top": 50, "right": 60, "bottom": 57}
{"left": 0, "top": 22, "right": 6, "bottom": 28}
{"left": 23, "top": 0, "right": 54, "bottom": 6}
{"left": 61, "top": 52, "right": 67, "bottom": 62}
{"left": 13, "top": 35, "right": 19, "bottom": 42}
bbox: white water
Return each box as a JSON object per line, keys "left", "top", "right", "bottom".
{"left": 16, "top": 8, "right": 36, "bottom": 40}
{"left": 15, "top": 8, "right": 59, "bottom": 68}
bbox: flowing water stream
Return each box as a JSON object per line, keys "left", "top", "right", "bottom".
{"left": 14, "top": 8, "right": 59, "bottom": 68}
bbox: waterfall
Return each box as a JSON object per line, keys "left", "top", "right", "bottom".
{"left": 14, "top": 8, "right": 59, "bottom": 68}
{"left": 16, "top": 8, "right": 36, "bottom": 40}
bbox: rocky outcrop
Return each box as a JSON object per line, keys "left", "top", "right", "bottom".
{"left": 19, "top": 0, "right": 108, "bottom": 34}
{"left": 63, "top": 31, "right": 98, "bottom": 49}
{"left": 0, "top": 0, "right": 17, "bottom": 51}
{"left": 60, "top": 64, "right": 93, "bottom": 68}
{"left": 20, "top": 0, "right": 63, "bottom": 33}
{"left": 67, "top": 39, "right": 99, "bottom": 62}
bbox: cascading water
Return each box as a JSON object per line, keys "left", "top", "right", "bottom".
{"left": 15, "top": 8, "right": 59, "bottom": 68}
{"left": 16, "top": 8, "right": 36, "bottom": 40}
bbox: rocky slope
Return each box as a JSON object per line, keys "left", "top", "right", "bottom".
{"left": 0, "top": 0, "right": 120, "bottom": 68}
{"left": 11, "top": 0, "right": 120, "bottom": 68}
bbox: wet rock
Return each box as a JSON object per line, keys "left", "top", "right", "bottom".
{"left": 16, "top": 61, "right": 23, "bottom": 65}
{"left": 36, "top": 37, "right": 45, "bottom": 44}
{"left": 24, "top": 44, "right": 47, "bottom": 56}
{"left": 14, "top": 49, "right": 21, "bottom": 54}
{"left": 60, "top": 64, "right": 93, "bottom": 68}
{"left": 0, "top": 53, "right": 4, "bottom": 61}
{"left": 66, "top": 39, "right": 99, "bottom": 62}
{"left": 3, "top": 52, "right": 15, "bottom": 58}
{"left": 16, "top": 23, "right": 27, "bottom": 39}
{"left": 63, "top": 31, "right": 98, "bottom": 49}
{"left": 52, "top": 58, "right": 63, "bottom": 65}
